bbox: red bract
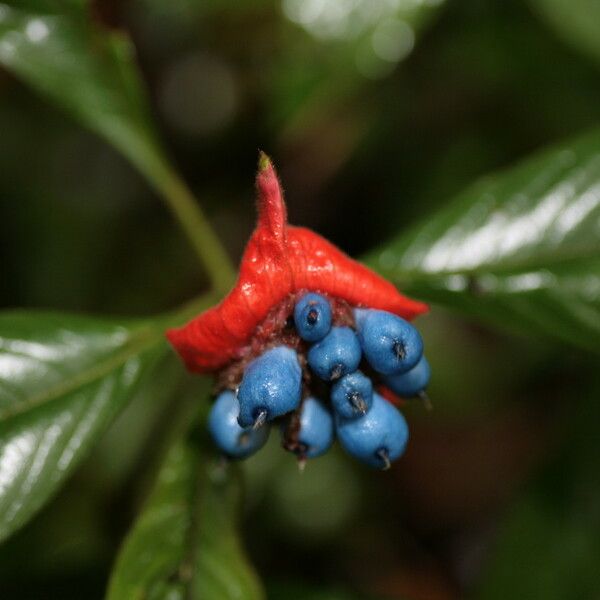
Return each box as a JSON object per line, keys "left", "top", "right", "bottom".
{"left": 167, "top": 154, "right": 428, "bottom": 373}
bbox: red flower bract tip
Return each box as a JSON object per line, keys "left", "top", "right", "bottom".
{"left": 167, "top": 154, "right": 428, "bottom": 373}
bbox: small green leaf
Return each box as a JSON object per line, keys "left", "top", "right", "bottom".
{"left": 367, "top": 128, "right": 600, "bottom": 351}
{"left": 0, "top": 311, "right": 169, "bottom": 542}
{"left": 107, "top": 438, "right": 265, "bottom": 600}
{"left": 530, "top": 0, "right": 600, "bottom": 67}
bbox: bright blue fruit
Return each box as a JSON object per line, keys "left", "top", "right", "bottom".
{"left": 293, "top": 293, "right": 332, "bottom": 342}
{"left": 330, "top": 371, "right": 373, "bottom": 419}
{"left": 296, "top": 397, "right": 334, "bottom": 458}
{"left": 208, "top": 390, "right": 270, "bottom": 458}
{"left": 237, "top": 346, "right": 302, "bottom": 428}
{"left": 336, "top": 392, "right": 409, "bottom": 469}
{"left": 354, "top": 309, "right": 423, "bottom": 375}
{"left": 384, "top": 356, "right": 430, "bottom": 397}
{"left": 307, "top": 326, "right": 362, "bottom": 381}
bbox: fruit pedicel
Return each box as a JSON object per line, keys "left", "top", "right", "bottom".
{"left": 167, "top": 153, "right": 431, "bottom": 470}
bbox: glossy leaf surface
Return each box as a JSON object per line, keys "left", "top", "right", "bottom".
{"left": 107, "top": 439, "right": 265, "bottom": 600}
{"left": 0, "top": 312, "right": 168, "bottom": 542}
{"left": 368, "top": 129, "right": 600, "bottom": 351}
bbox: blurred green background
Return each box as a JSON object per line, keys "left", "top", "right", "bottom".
{"left": 1, "top": 0, "right": 599, "bottom": 598}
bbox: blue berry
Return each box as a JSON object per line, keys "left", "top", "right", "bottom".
{"left": 336, "top": 392, "right": 409, "bottom": 469}
{"left": 383, "top": 356, "right": 430, "bottom": 398}
{"left": 296, "top": 397, "right": 334, "bottom": 458}
{"left": 330, "top": 371, "right": 373, "bottom": 419}
{"left": 293, "top": 293, "right": 332, "bottom": 342}
{"left": 354, "top": 309, "right": 423, "bottom": 375}
{"left": 208, "top": 390, "right": 270, "bottom": 458}
{"left": 307, "top": 326, "right": 362, "bottom": 381}
{"left": 237, "top": 346, "right": 302, "bottom": 428}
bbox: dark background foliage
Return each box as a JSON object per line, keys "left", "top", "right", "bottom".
{"left": 1, "top": 0, "right": 599, "bottom": 598}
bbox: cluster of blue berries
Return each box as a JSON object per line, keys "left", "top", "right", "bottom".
{"left": 208, "top": 293, "right": 430, "bottom": 469}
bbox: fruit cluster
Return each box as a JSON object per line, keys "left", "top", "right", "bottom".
{"left": 167, "top": 153, "right": 430, "bottom": 471}
{"left": 208, "top": 292, "right": 430, "bottom": 469}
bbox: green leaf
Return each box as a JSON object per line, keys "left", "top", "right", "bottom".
{"left": 530, "top": 0, "right": 600, "bottom": 67}
{"left": 0, "top": 311, "right": 168, "bottom": 542}
{"left": 367, "top": 128, "right": 600, "bottom": 351}
{"left": 107, "top": 438, "right": 265, "bottom": 600}
{"left": 0, "top": 294, "right": 216, "bottom": 543}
